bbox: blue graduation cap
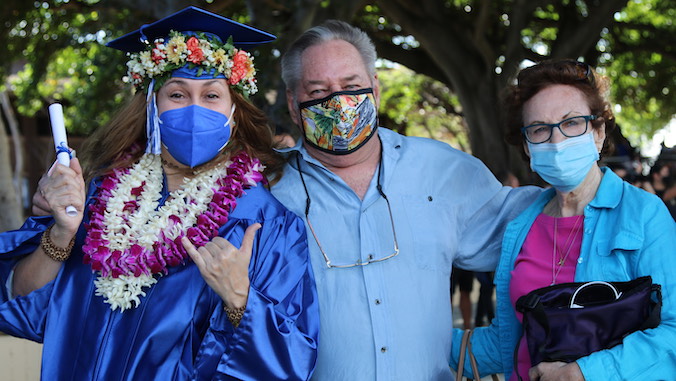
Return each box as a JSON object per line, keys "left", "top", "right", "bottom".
{"left": 106, "top": 6, "right": 276, "bottom": 52}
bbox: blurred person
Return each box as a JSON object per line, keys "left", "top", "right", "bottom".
{"left": 451, "top": 266, "right": 474, "bottom": 329}
{"left": 651, "top": 161, "right": 676, "bottom": 219}
{"left": 650, "top": 161, "right": 672, "bottom": 200}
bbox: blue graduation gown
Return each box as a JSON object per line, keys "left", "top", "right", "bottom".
{"left": 0, "top": 180, "right": 319, "bottom": 380}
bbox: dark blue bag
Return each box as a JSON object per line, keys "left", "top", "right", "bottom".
{"left": 515, "top": 276, "right": 661, "bottom": 366}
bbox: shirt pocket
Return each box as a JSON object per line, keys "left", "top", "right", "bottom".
{"left": 400, "top": 194, "right": 454, "bottom": 271}
{"left": 594, "top": 229, "right": 643, "bottom": 280}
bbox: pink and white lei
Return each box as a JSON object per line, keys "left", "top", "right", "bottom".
{"left": 82, "top": 151, "right": 265, "bottom": 311}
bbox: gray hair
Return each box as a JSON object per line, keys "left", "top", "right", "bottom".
{"left": 281, "top": 20, "right": 377, "bottom": 97}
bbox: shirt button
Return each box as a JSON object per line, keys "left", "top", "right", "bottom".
{"left": 380, "top": 346, "right": 387, "bottom": 353}
{"left": 375, "top": 299, "right": 381, "bottom": 305}
{"left": 585, "top": 229, "right": 591, "bottom": 234}
{"left": 578, "top": 258, "right": 583, "bottom": 264}
{"left": 368, "top": 254, "right": 374, "bottom": 260}
{"left": 428, "top": 196, "right": 433, "bottom": 201}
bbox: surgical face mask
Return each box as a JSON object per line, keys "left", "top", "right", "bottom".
{"left": 527, "top": 132, "right": 600, "bottom": 192}
{"left": 298, "top": 88, "right": 378, "bottom": 155}
{"left": 159, "top": 104, "right": 235, "bottom": 168}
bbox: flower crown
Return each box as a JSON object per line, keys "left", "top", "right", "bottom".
{"left": 124, "top": 30, "right": 258, "bottom": 96}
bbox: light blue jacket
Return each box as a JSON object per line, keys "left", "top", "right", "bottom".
{"left": 451, "top": 168, "right": 676, "bottom": 381}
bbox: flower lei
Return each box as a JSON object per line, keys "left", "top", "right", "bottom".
{"left": 82, "top": 151, "right": 265, "bottom": 311}
{"left": 124, "top": 30, "right": 258, "bottom": 96}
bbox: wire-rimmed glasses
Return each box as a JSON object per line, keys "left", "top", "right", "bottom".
{"left": 521, "top": 115, "right": 596, "bottom": 144}
{"left": 295, "top": 151, "right": 399, "bottom": 269}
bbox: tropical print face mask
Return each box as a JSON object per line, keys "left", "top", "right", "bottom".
{"left": 299, "top": 88, "right": 378, "bottom": 155}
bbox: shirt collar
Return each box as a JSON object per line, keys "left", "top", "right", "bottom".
{"left": 588, "top": 167, "right": 623, "bottom": 209}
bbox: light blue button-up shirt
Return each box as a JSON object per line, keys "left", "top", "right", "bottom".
{"left": 272, "top": 128, "right": 539, "bottom": 380}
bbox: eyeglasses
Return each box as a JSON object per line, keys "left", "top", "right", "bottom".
{"left": 521, "top": 115, "right": 596, "bottom": 144}
{"left": 518, "top": 60, "right": 595, "bottom": 87}
{"left": 295, "top": 151, "right": 400, "bottom": 269}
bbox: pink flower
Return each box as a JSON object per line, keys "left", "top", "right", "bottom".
{"left": 131, "top": 182, "right": 145, "bottom": 196}
{"left": 186, "top": 227, "right": 209, "bottom": 246}
{"left": 123, "top": 200, "right": 138, "bottom": 212}
{"left": 101, "top": 177, "right": 117, "bottom": 191}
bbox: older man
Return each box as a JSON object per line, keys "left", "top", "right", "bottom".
{"left": 271, "top": 20, "right": 539, "bottom": 380}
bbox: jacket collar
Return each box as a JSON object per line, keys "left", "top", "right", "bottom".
{"left": 588, "top": 167, "right": 623, "bottom": 210}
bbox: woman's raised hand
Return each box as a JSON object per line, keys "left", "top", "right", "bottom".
{"left": 40, "top": 158, "right": 86, "bottom": 239}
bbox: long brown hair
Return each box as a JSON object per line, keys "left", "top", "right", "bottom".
{"left": 78, "top": 88, "right": 284, "bottom": 183}
{"left": 79, "top": 92, "right": 146, "bottom": 182}
{"left": 503, "top": 60, "right": 616, "bottom": 155}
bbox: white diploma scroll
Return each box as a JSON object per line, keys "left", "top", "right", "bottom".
{"left": 48, "top": 103, "right": 78, "bottom": 217}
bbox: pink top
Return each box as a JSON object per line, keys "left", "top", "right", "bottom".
{"left": 508, "top": 213, "right": 584, "bottom": 381}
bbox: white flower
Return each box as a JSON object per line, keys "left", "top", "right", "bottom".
{"left": 95, "top": 274, "right": 158, "bottom": 312}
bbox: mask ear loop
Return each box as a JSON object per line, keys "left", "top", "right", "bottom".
{"left": 216, "top": 104, "right": 237, "bottom": 152}
{"left": 224, "top": 104, "right": 236, "bottom": 126}
{"left": 145, "top": 79, "right": 161, "bottom": 154}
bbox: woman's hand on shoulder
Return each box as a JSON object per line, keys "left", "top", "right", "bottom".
{"left": 528, "top": 361, "right": 584, "bottom": 381}
{"left": 181, "top": 223, "right": 261, "bottom": 309}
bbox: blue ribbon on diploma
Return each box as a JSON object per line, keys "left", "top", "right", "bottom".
{"left": 56, "top": 142, "right": 71, "bottom": 158}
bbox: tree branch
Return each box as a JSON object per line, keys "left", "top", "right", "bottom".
{"left": 551, "top": 0, "right": 628, "bottom": 59}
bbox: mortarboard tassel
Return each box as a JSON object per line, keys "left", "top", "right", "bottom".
{"left": 145, "top": 80, "right": 161, "bottom": 154}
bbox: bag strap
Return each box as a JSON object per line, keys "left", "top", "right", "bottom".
{"left": 457, "top": 329, "right": 500, "bottom": 381}
{"left": 457, "top": 329, "right": 472, "bottom": 379}
{"left": 570, "top": 281, "right": 622, "bottom": 308}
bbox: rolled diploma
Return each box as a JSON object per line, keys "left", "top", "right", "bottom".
{"left": 48, "top": 103, "right": 78, "bottom": 216}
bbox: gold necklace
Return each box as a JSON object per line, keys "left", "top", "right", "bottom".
{"left": 551, "top": 216, "right": 584, "bottom": 285}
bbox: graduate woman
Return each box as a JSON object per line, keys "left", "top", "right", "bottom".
{"left": 0, "top": 7, "right": 318, "bottom": 380}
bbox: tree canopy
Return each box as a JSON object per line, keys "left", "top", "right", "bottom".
{"left": 1, "top": 0, "right": 674, "bottom": 169}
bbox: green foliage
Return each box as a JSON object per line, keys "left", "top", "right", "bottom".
{"left": 602, "top": 0, "right": 676, "bottom": 143}
{"left": 3, "top": 1, "right": 131, "bottom": 135}
{"left": 378, "top": 65, "right": 469, "bottom": 151}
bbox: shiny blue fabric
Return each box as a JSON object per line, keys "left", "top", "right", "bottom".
{"left": 0, "top": 177, "right": 319, "bottom": 380}
{"left": 450, "top": 168, "right": 676, "bottom": 381}
{"left": 272, "top": 128, "right": 540, "bottom": 380}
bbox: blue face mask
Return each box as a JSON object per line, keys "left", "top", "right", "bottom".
{"left": 159, "top": 104, "right": 235, "bottom": 168}
{"left": 527, "top": 133, "right": 600, "bottom": 192}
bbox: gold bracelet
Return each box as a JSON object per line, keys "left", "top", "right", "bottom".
{"left": 40, "top": 224, "right": 75, "bottom": 262}
{"left": 224, "top": 305, "right": 246, "bottom": 328}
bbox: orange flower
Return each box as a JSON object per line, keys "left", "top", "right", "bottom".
{"left": 186, "top": 37, "right": 204, "bottom": 64}
{"left": 228, "top": 50, "right": 253, "bottom": 85}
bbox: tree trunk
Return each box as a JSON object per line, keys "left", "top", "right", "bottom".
{"left": 0, "top": 111, "right": 24, "bottom": 232}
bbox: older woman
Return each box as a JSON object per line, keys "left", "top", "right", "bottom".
{"left": 0, "top": 7, "right": 318, "bottom": 380}
{"left": 450, "top": 60, "right": 676, "bottom": 380}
